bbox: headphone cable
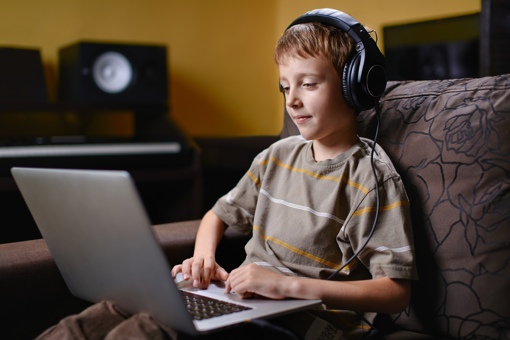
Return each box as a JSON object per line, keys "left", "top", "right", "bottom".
{"left": 326, "top": 100, "right": 382, "bottom": 280}
{"left": 324, "top": 101, "right": 382, "bottom": 336}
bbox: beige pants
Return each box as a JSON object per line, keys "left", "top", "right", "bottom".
{"left": 36, "top": 301, "right": 177, "bottom": 340}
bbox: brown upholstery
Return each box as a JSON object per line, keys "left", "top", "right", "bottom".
{"left": 356, "top": 75, "right": 510, "bottom": 338}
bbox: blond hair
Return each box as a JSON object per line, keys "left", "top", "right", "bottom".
{"left": 274, "top": 22, "right": 354, "bottom": 78}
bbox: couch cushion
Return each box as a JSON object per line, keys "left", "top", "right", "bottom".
{"left": 357, "top": 75, "right": 510, "bottom": 338}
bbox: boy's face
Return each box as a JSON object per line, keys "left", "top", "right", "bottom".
{"left": 279, "top": 56, "right": 356, "bottom": 148}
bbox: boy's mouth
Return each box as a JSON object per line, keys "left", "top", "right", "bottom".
{"left": 292, "top": 115, "right": 311, "bottom": 124}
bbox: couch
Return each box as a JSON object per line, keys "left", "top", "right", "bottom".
{"left": 1, "top": 74, "right": 509, "bottom": 339}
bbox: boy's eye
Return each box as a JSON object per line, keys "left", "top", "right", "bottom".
{"left": 303, "top": 83, "right": 317, "bottom": 89}
{"left": 280, "top": 85, "right": 290, "bottom": 93}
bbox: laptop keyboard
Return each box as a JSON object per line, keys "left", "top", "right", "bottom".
{"left": 181, "top": 290, "right": 252, "bottom": 320}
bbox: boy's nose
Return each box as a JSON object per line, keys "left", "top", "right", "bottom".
{"left": 285, "top": 91, "right": 302, "bottom": 108}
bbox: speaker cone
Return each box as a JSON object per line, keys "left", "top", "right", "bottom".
{"left": 59, "top": 41, "right": 168, "bottom": 105}
{"left": 92, "top": 51, "right": 133, "bottom": 94}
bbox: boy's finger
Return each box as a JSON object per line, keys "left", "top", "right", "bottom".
{"left": 181, "top": 258, "right": 193, "bottom": 280}
{"left": 215, "top": 266, "right": 229, "bottom": 281}
{"left": 170, "top": 264, "right": 182, "bottom": 278}
{"left": 224, "top": 279, "right": 232, "bottom": 294}
{"left": 191, "top": 258, "right": 204, "bottom": 287}
{"left": 202, "top": 268, "right": 212, "bottom": 289}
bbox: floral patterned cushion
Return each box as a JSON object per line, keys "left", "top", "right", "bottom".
{"left": 357, "top": 75, "right": 510, "bottom": 339}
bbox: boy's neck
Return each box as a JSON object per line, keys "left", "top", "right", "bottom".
{"left": 311, "top": 134, "right": 359, "bottom": 162}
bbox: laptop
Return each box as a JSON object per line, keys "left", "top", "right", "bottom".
{"left": 11, "top": 167, "right": 321, "bottom": 335}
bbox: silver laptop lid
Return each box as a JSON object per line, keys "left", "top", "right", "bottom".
{"left": 11, "top": 167, "right": 197, "bottom": 334}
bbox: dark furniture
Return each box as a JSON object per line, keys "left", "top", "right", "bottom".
{"left": 0, "top": 106, "right": 202, "bottom": 243}
{"left": 480, "top": 0, "right": 510, "bottom": 76}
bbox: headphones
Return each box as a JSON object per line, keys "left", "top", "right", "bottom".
{"left": 286, "top": 8, "right": 387, "bottom": 112}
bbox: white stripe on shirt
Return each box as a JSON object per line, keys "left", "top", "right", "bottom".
{"left": 226, "top": 190, "right": 254, "bottom": 219}
{"left": 375, "top": 245, "right": 412, "bottom": 253}
{"left": 260, "top": 188, "right": 344, "bottom": 225}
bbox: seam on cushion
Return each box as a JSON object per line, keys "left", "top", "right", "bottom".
{"left": 381, "top": 79, "right": 510, "bottom": 103}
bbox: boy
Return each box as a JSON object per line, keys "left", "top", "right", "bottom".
{"left": 172, "top": 8, "right": 417, "bottom": 339}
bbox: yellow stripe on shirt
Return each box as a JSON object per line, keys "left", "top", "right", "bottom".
{"left": 259, "top": 156, "right": 370, "bottom": 194}
{"left": 352, "top": 200, "right": 410, "bottom": 217}
{"left": 247, "top": 170, "right": 261, "bottom": 188}
{"left": 253, "top": 225, "right": 355, "bottom": 271}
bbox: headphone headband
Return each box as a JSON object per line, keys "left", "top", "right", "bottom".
{"left": 288, "top": 9, "right": 368, "bottom": 43}
{"left": 286, "top": 8, "right": 387, "bottom": 111}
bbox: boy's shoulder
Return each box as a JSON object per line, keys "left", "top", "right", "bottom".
{"left": 271, "top": 134, "right": 309, "bottom": 148}
{"left": 358, "top": 137, "right": 401, "bottom": 180}
{"left": 261, "top": 135, "right": 309, "bottom": 156}
{"left": 251, "top": 135, "right": 309, "bottom": 165}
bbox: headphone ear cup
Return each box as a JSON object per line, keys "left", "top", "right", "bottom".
{"left": 342, "top": 49, "right": 385, "bottom": 112}
{"left": 342, "top": 52, "right": 362, "bottom": 112}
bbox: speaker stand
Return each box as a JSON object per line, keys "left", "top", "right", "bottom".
{"left": 133, "top": 109, "right": 191, "bottom": 144}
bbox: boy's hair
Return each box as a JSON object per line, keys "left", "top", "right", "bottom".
{"left": 274, "top": 22, "right": 354, "bottom": 79}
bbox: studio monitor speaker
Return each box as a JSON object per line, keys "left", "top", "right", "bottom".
{"left": 0, "top": 47, "right": 49, "bottom": 104}
{"left": 58, "top": 41, "right": 168, "bottom": 106}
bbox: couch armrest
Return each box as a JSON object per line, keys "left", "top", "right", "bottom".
{"left": 0, "top": 236, "right": 91, "bottom": 339}
{"left": 0, "top": 219, "right": 248, "bottom": 339}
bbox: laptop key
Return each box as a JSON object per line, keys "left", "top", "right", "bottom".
{"left": 181, "top": 291, "right": 252, "bottom": 320}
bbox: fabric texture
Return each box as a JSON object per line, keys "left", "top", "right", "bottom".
{"left": 36, "top": 300, "right": 177, "bottom": 340}
{"left": 212, "top": 134, "right": 418, "bottom": 338}
{"left": 355, "top": 75, "right": 510, "bottom": 339}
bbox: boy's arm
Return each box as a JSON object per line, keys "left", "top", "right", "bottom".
{"left": 226, "top": 264, "right": 411, "bottom": 314}
{"left": 289, "top": 274, "right": 411, "bottom": 313}
{"left": 171, "top": 210, "right": 228, "bottom": 288}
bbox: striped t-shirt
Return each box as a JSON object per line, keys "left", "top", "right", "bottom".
{"left": 212, "top": 135, "right": 418, "bottom": 338}
{"left": 213, "top": 135, "right": 417, "bottom": 282}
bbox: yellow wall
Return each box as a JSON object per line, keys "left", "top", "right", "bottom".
{"left": 0, "top": 0, "right": 480, "bottom": 138}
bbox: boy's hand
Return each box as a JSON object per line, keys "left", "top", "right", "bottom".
{"left": 225, "top": 263, "right": 289, "bottom": 299}
{"left": 171, "top": 255, "right": 229, "bottom": 289}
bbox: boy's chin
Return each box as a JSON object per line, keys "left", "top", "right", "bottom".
{"left": 297, "top": 130, "right": 315, "bottom": 141}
